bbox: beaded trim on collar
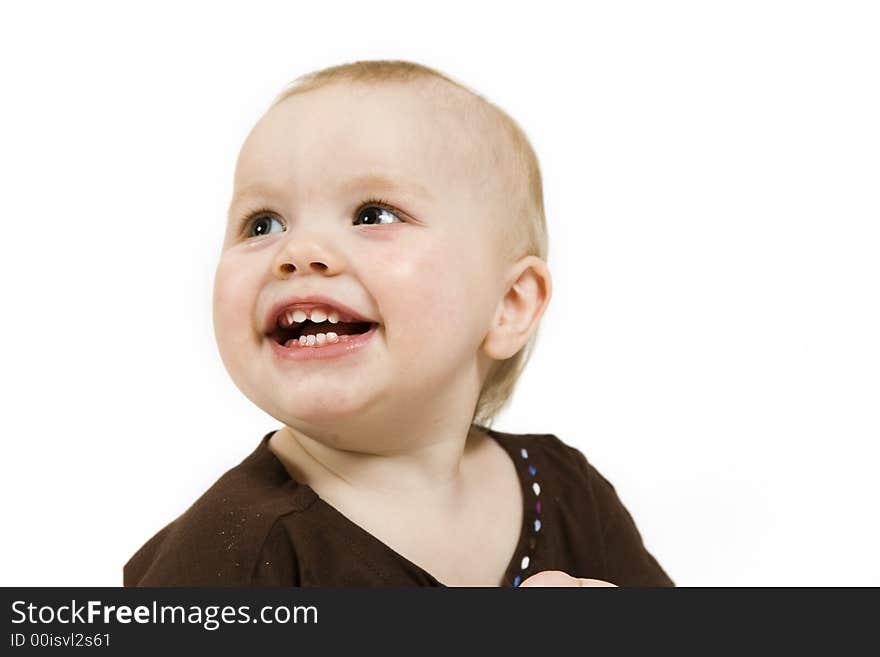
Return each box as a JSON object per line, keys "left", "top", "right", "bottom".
{"left": 512, "top": 445, "right": 542, "bottom": 587}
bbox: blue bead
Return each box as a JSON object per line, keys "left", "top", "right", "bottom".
{"left": 513, "top": 575, "right": 521, "bottom": 587}
{"left": 528, "top": 465, "right": 537, "bottom": 476}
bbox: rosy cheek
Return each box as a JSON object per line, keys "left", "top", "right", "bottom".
{"left": 374, "top": 245, "right": 456, "bottom": 333}
{"left": 213, "top": 258, "right": 252, "bottom": 329}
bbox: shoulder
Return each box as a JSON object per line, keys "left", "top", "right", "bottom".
{"left": 480, "top": 426, "right": 628, "bottom": 527}
{"left": 477, "top": 426, "right": 675, "bottom": 586}
{"left": 124, "top": 431, "right": 317, "bottom": 586}
{"left": 481, "top": 426, "right": 599, "bottom": 488}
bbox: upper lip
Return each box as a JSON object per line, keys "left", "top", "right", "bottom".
{"left": 264, "top": 294, "right": 377, "bottom": 333}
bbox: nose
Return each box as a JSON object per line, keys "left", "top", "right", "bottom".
{"left": 272, "top": 231, "right": 344, "bottom": 278}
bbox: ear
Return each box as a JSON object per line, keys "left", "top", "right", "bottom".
{"left": 482, "top": 256, "right": 552, "bottom": 360}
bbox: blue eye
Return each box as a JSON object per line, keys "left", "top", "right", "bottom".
{"left": 353, "top": 199, "right": 404, "bottom": 226}
{"left": 244, "top": 212, "right": 285, "bottom": 238}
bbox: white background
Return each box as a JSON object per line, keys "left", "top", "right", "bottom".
{"left": 1, "top": 1, "right": 877, "bottom": 586}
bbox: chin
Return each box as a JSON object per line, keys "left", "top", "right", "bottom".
{"left": 278, "top": 391, "right": 371, "bottom": 423}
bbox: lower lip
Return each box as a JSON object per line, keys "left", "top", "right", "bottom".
{"left": 267, "top": 324, "right": 379, "bottom": 361}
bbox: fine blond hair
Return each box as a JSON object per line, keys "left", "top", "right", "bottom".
{"left": 267, "top": 59, "right": 548, "bottom": 429}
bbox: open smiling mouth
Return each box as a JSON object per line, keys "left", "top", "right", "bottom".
{"left": 268, "top": 319, "right": 377, "bottom": 348}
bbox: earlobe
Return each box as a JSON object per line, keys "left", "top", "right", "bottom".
{"left": 482, "top": 256, "right": 552, "bottom": 361}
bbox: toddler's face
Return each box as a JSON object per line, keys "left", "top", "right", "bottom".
{"left": 214, "top": 81, "right": 510, "bottom": 435}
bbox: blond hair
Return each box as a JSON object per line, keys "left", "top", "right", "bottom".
{"left": 268, "top": 60, "right": 548, "bottom": 429}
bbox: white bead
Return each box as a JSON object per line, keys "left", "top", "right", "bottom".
{"left": 532, "top": 482, "right": 541, "bottom": 496}
{"left": 520, "top": 556, "right": 530, "bottom": 570}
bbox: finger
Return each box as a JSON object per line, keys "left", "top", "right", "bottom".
{"left": 576, "top": 578, "right": 618, "bottom": 587}
{"left": 519, "top": 570, "right": 582, "bottom": 587}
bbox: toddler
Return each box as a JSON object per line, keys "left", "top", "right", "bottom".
{"left": 124, "top": 59, "right": 674, "bottom": 587}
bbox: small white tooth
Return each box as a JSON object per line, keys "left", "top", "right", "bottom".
{"left": 299, "top": 335, "right": 308, "bottom": 346}
{"left": 328, "top": 310, "right": 339, "bottom": 324}
{"left": 310, "top": 309, "right": 327, "bottom": 323}
{"left": 326, "top": 332, "right": 339, "bottom": 343}
{"left": 306, "top": 334, "right": 316, "bottom": 346}
{"left": 292, "top": 309, "right": 308, "bottom": 323}
{"left": 286, "top": 311, "right": 295, "bottom": 326}
{"left": 315, "top": 333, "right": 327, "bottom": 344}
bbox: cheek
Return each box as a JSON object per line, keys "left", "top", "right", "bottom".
{"left": 212, "top": 254, "right": 258, "bottom": 348}
{"left": 373, "top": 239, "right": 483, "bottom": 348}
{"left": 378, "top": 243, "right": 442, "bottom": 322}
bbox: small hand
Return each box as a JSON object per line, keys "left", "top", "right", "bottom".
{"left": 518, "top": 570, "right": 618, "bottom": 587}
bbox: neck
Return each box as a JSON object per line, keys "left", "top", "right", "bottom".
{"left": 271, "top": 420, "right": 488, "bottom": 502}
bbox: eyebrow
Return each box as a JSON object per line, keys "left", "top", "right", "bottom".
{"left": 228, "top": 172, "right": 433, "bottom": 214}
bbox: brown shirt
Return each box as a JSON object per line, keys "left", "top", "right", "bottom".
{"left": 124, "top": 427, "right": 675, "bottom": 587}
